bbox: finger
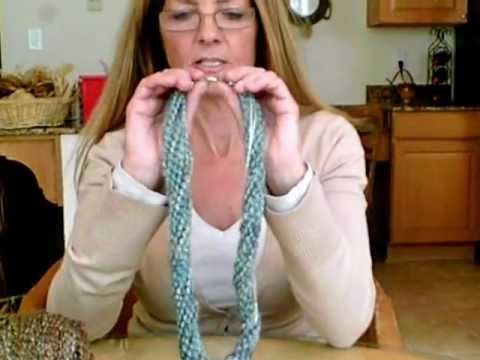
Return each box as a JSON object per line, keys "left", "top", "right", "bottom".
{"left": 214, "top": 81, "right": 243, "bottom": 131}
{"left": 235, "top": 71, "right": 288, "bottom": 100}
{"left": 134, "top": 69, "right": 194, "bottom": 100}
{"left": 128, "top": 97, "right": 165, "bottom": 119}
{"left": 186, "top": 80, "right": 208, "bottom": 133}
{"left": 224, "top": 66, "right": 266, "bottom": 84}
{"left": 186, "top": 67, "right": 206, "bottom": 82}
{"left": 126, "top": 70, "right": 192, "bottom": 123}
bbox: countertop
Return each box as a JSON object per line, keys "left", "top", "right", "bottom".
{"left": 0, "top": 119, "right": 82, "bottom": 136}
{"left": 387, "top": 105, "right": 480, "bottom": 112}
{"left": 1, "top": 103, "right": 478, "bottom": 137}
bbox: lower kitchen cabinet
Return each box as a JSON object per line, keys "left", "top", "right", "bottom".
{"left": 390, "top": 111, "right": 480, "bottom": 245}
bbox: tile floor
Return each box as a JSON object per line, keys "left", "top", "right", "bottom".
{"left": 374, "top": 260, "right": 480, "bottom": 360}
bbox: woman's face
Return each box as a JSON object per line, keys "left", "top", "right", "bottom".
{"left": 160, "top": 0, "right": 258, "bottom": 78}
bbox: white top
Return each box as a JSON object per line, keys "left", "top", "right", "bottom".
{"left": 112, "top": 162, "right": 314, "bottom": 309}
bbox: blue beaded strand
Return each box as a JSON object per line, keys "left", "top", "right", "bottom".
{"left": 163, "top": 90, "right": 266, "bottom": 360}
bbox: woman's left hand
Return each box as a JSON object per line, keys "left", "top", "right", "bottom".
{"left": 225, "top": 67, "right": 306, "bottom": 195}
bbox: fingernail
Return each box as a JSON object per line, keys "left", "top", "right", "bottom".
{"left": 235, "top": 82, "right": 244, "bottom": 93}
{"left": 184, "top": 81, "right": 193, "bottom": 91}
{"left": 205, "top": 76, "right": 220, "bottom": 84}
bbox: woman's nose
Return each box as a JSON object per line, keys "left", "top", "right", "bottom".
{"left": 196, "top": 14, "right": 222, "bottom": 44}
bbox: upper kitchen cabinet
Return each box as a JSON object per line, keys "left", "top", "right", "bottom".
{"left": 368, "top": 0, "right": 468, "bottom": 27}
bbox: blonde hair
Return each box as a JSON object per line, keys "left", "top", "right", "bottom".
{"left": 76, "top": 0, "right": 324, "bottom": 181}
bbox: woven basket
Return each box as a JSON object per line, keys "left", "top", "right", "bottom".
{"left": 0, "top": 96, "right": 74, "bottom": 129}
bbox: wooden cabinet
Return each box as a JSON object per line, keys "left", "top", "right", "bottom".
{"left": 368, "top": 0, "right": 468, "bottom": 26}
{"left": 0, "top": 136, "right": 63, "bottom": 205}
{"left": 390, "top": 111, "right": 480, "bottom": 245}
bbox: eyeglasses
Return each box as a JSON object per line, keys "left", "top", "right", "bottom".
{"left": 160, "top": 7, "right": 256, "bottom": 32}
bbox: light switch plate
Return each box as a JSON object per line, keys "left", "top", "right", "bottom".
{"left": 87, "top": 0, "right": 102, "bottom": 12}
{"left": 28, "top": 28, "right": 43, "bottom": 51}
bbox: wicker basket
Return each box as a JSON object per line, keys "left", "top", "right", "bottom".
{"left": 0, "top": 96, "right": 74, "bottom": 129}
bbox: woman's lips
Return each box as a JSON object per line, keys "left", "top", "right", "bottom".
{"left": 192, "top": 59, "right": 227, "bottom": 74}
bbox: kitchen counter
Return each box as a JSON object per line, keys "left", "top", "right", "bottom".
{"left": 0, "top": 120, "right": 82, "bottom": 137}
{"left": 341, "top": 102, "right": 480, "bottom": 261}
{"left": 370, "top": 104, "right": 480, "bottom": 134}
{"left": 389, "top": 105, "right": 480, "bottom": 112}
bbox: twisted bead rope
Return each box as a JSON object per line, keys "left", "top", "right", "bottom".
{"left": 163, "top": 89, "right": 266, "bottom": 360}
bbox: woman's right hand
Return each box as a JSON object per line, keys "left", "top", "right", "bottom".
{"left": 122, "top": 68, "right": 203, "bottom": 190}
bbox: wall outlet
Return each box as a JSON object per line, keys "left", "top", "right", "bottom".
{"left": 87, "top": 0, "right": 102, "bottom": 12}
{"left": 28, "top": 28, "right": 43, "bottom": 51}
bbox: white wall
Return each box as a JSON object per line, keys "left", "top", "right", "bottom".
{"left": 295, "top": 1, "right": 450, "bottom": 104}
{"left": 2, "top": 0, "right": 447, "bottom": 104}
{"left": 2, "top": 0, "right": 130, "bottom": 75}
{"left": 0, "top": 0, "right": 3, "bottom": 67}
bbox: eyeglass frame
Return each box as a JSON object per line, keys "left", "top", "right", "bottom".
{"left": 159, "top": 7, "right": 257, "bottom": 32}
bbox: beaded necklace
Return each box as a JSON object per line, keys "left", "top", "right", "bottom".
{"left": 163, "top": 79, "right": 266, "bottom": 359}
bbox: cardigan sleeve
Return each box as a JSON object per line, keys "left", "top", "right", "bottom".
{"left": 265, "top": 115, "right": 376, "bottom": 348}
{"left": 47, "top": 130, "right": 168, "bottom": 340}
{"left": 112, "top": 162, "right": 168, "bottom": 206}
{"left": 265, "top": 163, "right": 314, "bottom": 212}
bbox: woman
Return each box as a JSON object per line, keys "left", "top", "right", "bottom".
{"left": 47, "top": 0, "right": 376, "bottom": 348}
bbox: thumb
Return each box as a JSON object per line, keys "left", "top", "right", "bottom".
{"left": 186, "top": 80, "right": 208, "bottom": 133}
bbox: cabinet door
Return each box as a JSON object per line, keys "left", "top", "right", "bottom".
{"left": 369, "top": 0, "right": 467, "bottom": 26}
{"left": 0, "top": 136, "right": 62, "bottom": 205}
{"left": 391, "top": 139, "right": 480, "bottom": 244}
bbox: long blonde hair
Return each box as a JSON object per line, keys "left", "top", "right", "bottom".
{"left": 76, "top": 0, "right": 324, "bottom": 181}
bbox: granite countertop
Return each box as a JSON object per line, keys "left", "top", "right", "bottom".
{"left": 3, "top": 102, "right": 477, "bottom": 137}
{"left": 367, "top": 85, "right": 480, "bottom": 112}
{"left": 0, "top": 119, "right": 82, "bottom": 136}
{"left": 0, "top": 116, "right": 378, "bottom": 136}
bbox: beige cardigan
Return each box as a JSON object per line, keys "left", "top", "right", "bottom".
{"left": 47, "top": 110, "right": 376, "bottom": 348}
